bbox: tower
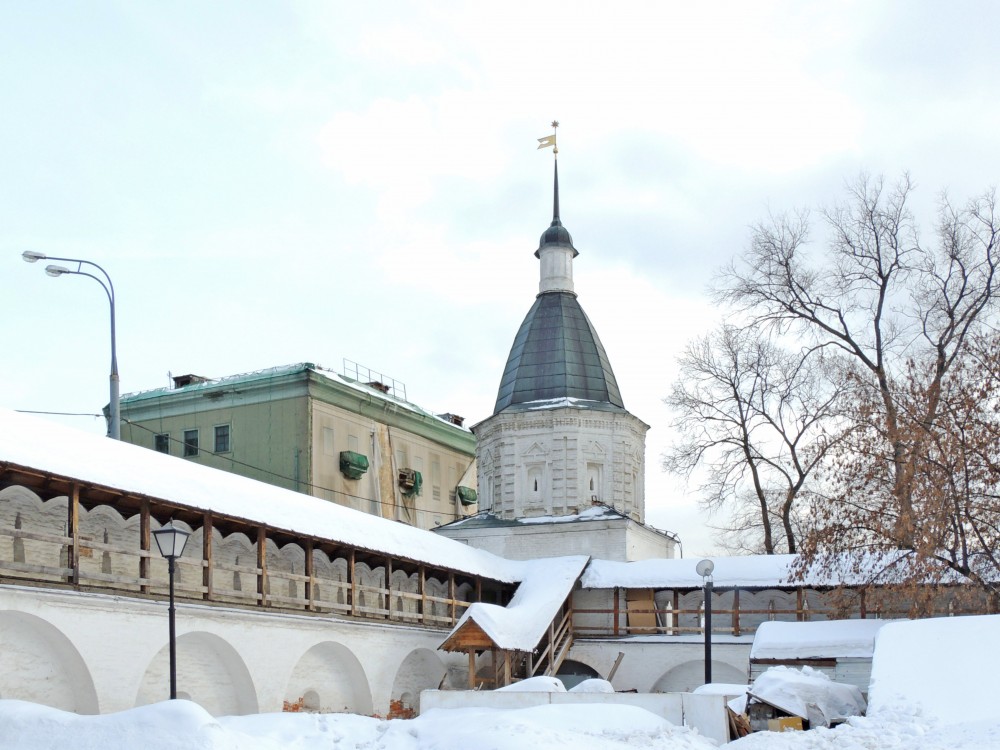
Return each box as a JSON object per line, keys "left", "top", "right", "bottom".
{"left": 437, "top": 130, "right": 676, "bottom": 561}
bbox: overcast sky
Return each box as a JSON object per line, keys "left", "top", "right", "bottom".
{"left": 3, "top": 2, "right": 1000, "bottom": 557}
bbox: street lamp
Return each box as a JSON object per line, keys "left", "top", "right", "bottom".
{"left": 152, "top": 521, "right": 190, "bottom": 700}
{"left": 21, "top": 251, "right": 120, "bottom": 439}
{"left": 696, "top": 558, "right": 715, "bottom": 685}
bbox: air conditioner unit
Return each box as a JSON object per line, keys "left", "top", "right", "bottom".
{"left": 398, "top": 468, "right": 422, "bottom": 497}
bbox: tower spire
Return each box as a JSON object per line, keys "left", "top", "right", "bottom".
{"left": 537, "top": 119, "right": 566, "bottom": 230}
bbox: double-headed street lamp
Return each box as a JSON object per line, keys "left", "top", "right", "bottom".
{"left": 152, "top": 521, "right": 190, "bottom": 700}
{"left": 22, "top": 251, "right": 120, "bottom": 439}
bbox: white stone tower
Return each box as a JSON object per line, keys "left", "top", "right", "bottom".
{"left": 476, "top": 157, "right": 650, "bottom": 523}
{"left": 437, "top": 134, "right": 676, "bottom": 561}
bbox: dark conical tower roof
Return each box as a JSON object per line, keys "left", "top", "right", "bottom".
{"left": 493, "top": 156, "right": 624, "bottom": 415}
{"left": 493, "top": 291, "right": 624, "bottom": 413}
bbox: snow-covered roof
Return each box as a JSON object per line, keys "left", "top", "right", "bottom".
{"left": 751, "top": 619, "right": 900, "bottom": 660}
{"left": 581, "top": 555, "right": 805, "bottom": 589}
{"left": 440, "top": 505, "right": 630, "bottom": 530}
{"left": 444, "top": 555, "right": 589, "bottom": 651}
{"left": 0, "top": 409, "right": 517, "bottom": 582}
{"left": 122, "top": 363, "right": 472, "bottom": 434}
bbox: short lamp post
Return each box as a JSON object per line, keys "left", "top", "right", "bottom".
{"left": 21, "top": 251, "right": 120, "bottom": 439}
{"left": 696, "top": 558, "right": 715, "bottom": 686}
{"left": 152, "top": 521, "right": 190, "bottom": 700}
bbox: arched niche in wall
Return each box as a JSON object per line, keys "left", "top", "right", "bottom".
{"left": 0, "top": 610, "right": 99, "bottom": 713}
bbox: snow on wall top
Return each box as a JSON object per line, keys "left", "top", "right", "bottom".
{"left": 0, "top": 408, "right": 520, "bottom": 582}
{"left": 445, "top": 555, "right": 589, "bottom": 651}
{"left": 582, "top": 555, "right": 802, "bottom": 589}
{"left": 750, "top": 619, "right": 900, "bottom": 660}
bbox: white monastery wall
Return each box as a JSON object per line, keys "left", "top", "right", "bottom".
{"left": 567, "top": 639, "right": 751, "bottom": 693}
{"left": 0, "top": 584, "right": 469, "bottom": 717}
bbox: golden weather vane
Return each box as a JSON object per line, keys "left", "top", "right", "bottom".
{"left": 537, "top": 120, "right": 559, "bottom": 156}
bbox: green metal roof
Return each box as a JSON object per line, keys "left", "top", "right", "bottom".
{"left": 493, "top": 291, "right": 624, "bottom": 414}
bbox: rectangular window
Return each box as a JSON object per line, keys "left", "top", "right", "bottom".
{"left": 431, "top": 457, "right": 441, "bottom": 503}
{"left": 183, "top": 429, "right": 199, "bottom": 457}
{"left": 154, "top": 433, "right": 169, "bottom": 454}
{"left": 214, "top": 424, "right": 230, "bottom": 453}
{"left": 322, "top": 427, "right": 335, "bottom": 456}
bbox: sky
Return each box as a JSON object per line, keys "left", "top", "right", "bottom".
{"left": 3, "top": 1, "right": 1000, "bottom": 557}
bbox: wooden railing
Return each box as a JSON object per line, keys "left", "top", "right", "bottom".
{"left": 0, "top": 524, "right": 472, "bottom": 628}
{"left": 572, "top": 601, "right": 990, "bottom": 638}
{"left": 529, "top": 608, "right": 573, "bottom": 678}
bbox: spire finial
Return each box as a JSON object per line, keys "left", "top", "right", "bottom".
{"left": 536, "top": 120, "right": 559, "bottom": 157}
{"left": 536, "top": 121, "right": 561, "bottom": 223}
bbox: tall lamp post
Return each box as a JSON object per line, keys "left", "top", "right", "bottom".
{"left": 696, "top": 558, "right": 715, "bottom": 685}
{"left": 21, "top": 251, "right": 120, "bottom": 439}
{"left": 152, "top": 521, "right": 190, "bottom": 700}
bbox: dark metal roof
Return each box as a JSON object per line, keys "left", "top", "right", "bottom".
{"left": 493, "top": 291, "right": 624, "bottom": 414}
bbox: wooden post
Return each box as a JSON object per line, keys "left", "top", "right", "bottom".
{"left": 796, "top": 587, "right": 805, "bottom": 622}
{"left": 349, "top": 550, "right": 357, "bottom": 617}
{"left": 139, "top": 499, "right": 150, "bottom": 594}
{"left": 672, "top": 590, "right": 680, "bottom": 636}
{"left": 257, "top": 528, "right": 268, "bottom": 607}
{"left": 305, "top": 540, "right": 314, "bottom": 611}
{"left": 202, "top": 513, "right": 213, "bottom": 601}
{"left": 468, "top": 650, "right": 477, "bottom": 690}
{"left": 732, "top": 588, "right": 741, "bottom": 637}
{"left": 385, "top": 556, "right": 393, "bottom": 620}
{"left": 419, "top": 565, "right": 427, "bottom": 624}
{"left": 476, "top": 576, "right": 482, "bottom": 603}
{"left": 67, "top": 484, "right": 80, "bottom": 585}
{"left": 613, "top": 588, "right": 620, "bottom": 636}
{"left": 859, "top": 588, "right": 867, "bottom": 619}
{"left": 449, "top": 572, "right": 457, "bottom": 625}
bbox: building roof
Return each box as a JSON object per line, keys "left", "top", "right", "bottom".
{"left": 442, "top": 555, "right": 589, "bottom": 652}
{"left": 119, "top": 363, "right": 474, "bottom": 449}
{"left": 493, "top": 291, "right": 625, "bottom": 413}
{"left": 439, "top": 505, "right": 632, "bottom": 530}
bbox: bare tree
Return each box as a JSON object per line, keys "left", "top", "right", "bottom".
{"left": 663, "top": 324, "right": 840, "bottom": 554}
{"left": 809, "top": 333, "right": 1000, "bottom": 606}
{"left": 717, "top": 173, "right": 1000, "bottom": 593}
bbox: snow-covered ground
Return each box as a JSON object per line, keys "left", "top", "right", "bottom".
{"left": 0, "top": 699, "right": 718, "bottom": 750}
{"left": 729, "top": 614, "right": 1000, "bottom": 749}
{"left": 3, "top": 614, "right": 999, "bottom": 748}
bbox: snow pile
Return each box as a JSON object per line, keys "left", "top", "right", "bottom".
{"left": 750, "top": 619, "right": 897, "bottom": 660}
{"left": 0, "top": 699, "right": 720, "bottom": 750}
{"left": 868, "top": 614, "right": 1000, "bottom": 726}
{"left": 496, "top": 676, "right": 566, "bottom": 692}
{"left": 568, "top": 679, "right": 616, "bottom": 694}
{"left": 729, "top": 705, "right": 1000, "bottom": 748}
{"left": 693, "top": 683, "right": 750, "bottom": 714}
{"left": 748, "top": 666, "right": 866, "bottom": 727}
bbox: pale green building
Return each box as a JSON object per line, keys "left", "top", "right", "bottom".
{"left": 118, "top": 363, "right": 478, "bottom": 530}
